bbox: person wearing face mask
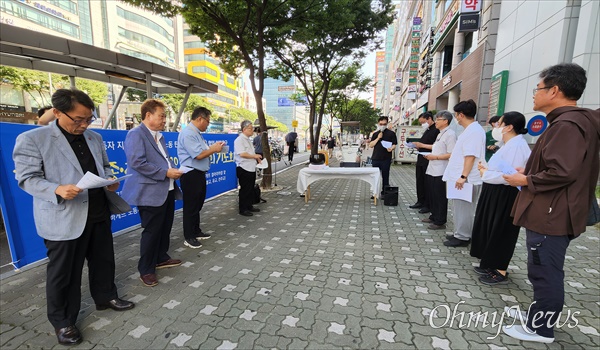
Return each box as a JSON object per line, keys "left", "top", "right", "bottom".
{"left": 369, "top": 116, "right": 397, "bottom": 195}
{"left": 485, "top": 115, "right": 501, "bottom": 162}
{"left": 470, "top": 112, "right": 531, "bottom": 285}
{"left": 410, "top": 112, "right": 439, "bottom": 213}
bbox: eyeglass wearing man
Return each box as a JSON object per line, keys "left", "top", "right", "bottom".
{"left": 177, "top": 107, "right": 225, "bottom": 249}
{"left": 502, "top": 63, "right": 600, "bottom": 344}
{"left": 13, "top": 88, "right": 134, "bottom": 346}
{"left": 234, "top": 120, "right": 263, "bottom": 216}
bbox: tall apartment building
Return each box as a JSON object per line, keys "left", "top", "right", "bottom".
{"left": 373, "top": 51, "right": 386, "bottom": 109}
{"left": 263, "top": 77, "right": 308, "bottom": 133}
{"left": 182, "top": 25, "right": 244, "bottom": 125}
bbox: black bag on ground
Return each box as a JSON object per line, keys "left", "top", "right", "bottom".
{"left": 253, "top": 184, "right": 267, "bottom": 204}
{"left": 383, "top": 186, "right": 398, "bottom": 206}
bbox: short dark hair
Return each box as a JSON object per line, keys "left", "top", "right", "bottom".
{"left": 191, "top": 107, "right": 211, "bottom": 120}
{"left": 51, "top": 89, "right": 95, "bottom": 113}
{"left": 37, "top": 106, "right": 53, "bottom": 118}
{"left": 418, "top": 111, "right": 434, "bottom": 120}
{"left": 488, "top": 116, "right": 501, "bottom": 124}
{"left": 539, "top": 63, "right": 587, "bottom": 100}
{"left": 140, "top": 99, "right": 166, "bottom": 120}
{"left": 378, "top": 116, "right": 389, "bottom": 123}
{"left": 501, "top": 111, "right": 528, "bottom": 135}
{"left": 453, "top": 99, "right": 477, "bottom": 118}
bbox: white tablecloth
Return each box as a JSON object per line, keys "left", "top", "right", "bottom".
{"left": 297, "top": 167, "right": 382, "bottom": 196}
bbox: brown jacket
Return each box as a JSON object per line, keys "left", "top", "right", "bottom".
{"left": 511, "top": 106, "right": 600, "bottom": 237}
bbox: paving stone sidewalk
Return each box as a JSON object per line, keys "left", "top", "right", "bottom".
{"left": 1, "top": 162, "right": 599, "bottom": 349}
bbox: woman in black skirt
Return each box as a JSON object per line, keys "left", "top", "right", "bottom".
{"left": 470, "top": 112, "right": 531, "bottom": 285}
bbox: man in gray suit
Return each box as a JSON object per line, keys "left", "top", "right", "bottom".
{"left": 13, "top": 88, "right": 134, "bottom": 346}
{"left": 121, "top": 99, "right": 183, "bottom": 288}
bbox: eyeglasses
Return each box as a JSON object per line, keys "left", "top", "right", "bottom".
{"left": 378, "top": 124, "right": 388, "bottom": 127}
{"left": 201, "top": 117, "right": 211, "bottom": 124}
{"left": 532, "top": 86, "right": 552, "bottom": 95}
{"left": 61, "top": 110, "right": 96, "bottom": 125}
{"left": 435, "top": 118, "right": 447, "bottom": 122}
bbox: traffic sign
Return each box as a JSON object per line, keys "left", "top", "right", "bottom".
{"left": 527, "top": 115, "right": 548, "bottom": 136}
{"left": 292, "top": 120, "right": 298, "bottom": 128}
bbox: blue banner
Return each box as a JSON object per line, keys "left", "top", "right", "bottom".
{"left": 0, "top": 122, "right": 238, "bottom": 269}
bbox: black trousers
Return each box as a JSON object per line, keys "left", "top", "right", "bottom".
{"left": 415, "top": 163, "right": 428, "bottom": 206}
{"left": 180, "top": 169, "right": 207, "bottom": 240}
{"left": 287, "top": 141, "right": 295, "bottom": 161}
{"left": 426, "top": 175, "right": 448, "bottom": 225}
{"left": 44, "top": 218, "right": 117, "bottom": 329}
{"left": 137, "top": 190, "right": 175, "bottom": 275}
{"left": 372, "top": 159, "right": 392, "bottom": 189}
{"left": 525, "top": 229, "right": 570, "bottom": 338}
{"left": 237, "top": 166, "right": 255, "bottom": 213}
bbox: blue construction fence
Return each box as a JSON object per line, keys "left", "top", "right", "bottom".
{"left": 0, "top": 122, "right": 238, "bottom": 270}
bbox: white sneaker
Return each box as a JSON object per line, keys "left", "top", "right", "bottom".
{"left": 502, "top": 324, "right": 554, "bottom": 344}
{"left": 504, "top": 306, "right": 527, "bottom": 320}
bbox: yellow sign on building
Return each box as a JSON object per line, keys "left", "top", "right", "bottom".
{"left": 291, "top": 120, "right": 298, "bottom": 128}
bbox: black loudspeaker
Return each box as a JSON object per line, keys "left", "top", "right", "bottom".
{"left": 383, "top": 186, "right": 398, "bottom": 206}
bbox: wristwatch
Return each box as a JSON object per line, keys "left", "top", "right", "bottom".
{"left": 460, "top": 175, "right": 467, "bottom": 179}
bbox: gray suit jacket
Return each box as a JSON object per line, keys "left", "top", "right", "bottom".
{"left": 12, "top": 121, "right": 131, "bottom": 241}
{"left": 121, "top": 123, "right": 182, "bottom": 207}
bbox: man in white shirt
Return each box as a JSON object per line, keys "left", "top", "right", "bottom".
{"left": 234, "top": 120, "right": 263, "bottom": 216}
{"left": 442, "top": 99, "right": 486, "bottom": 247}
{"left": 423, "top": 111, "right": 456, "bottom": 230}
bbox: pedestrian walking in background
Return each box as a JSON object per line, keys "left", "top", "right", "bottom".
{"left": 235, "top": 120, "right": 263, "bottom": 216}
{"left": 13, "top": 88, "right": 134, "bottom": 346}
{"left": 442, "top": 99, "right": 486, "bottom": 247}
{"left": 502, "top": 63, "right": 600, "bottom": 344}
{"left": 177, "top": 107, "right": 224, "bottom": 249}
{"left": 410, "top": 111, "right": 439, "bottom": 214}
{"left": 422, "top": 111, "right": 456, "bottom": 230}
{"left": 121, "top": 99, "right": 184, "bottom": 288}
{"left": 470, "top": 112, "right": 531, "bottom": 285}
{"left": 369, "top": 116, "right": 397, "bottom": 195}
{"left": 285, "top": 130, "right": 298, "bottom": 164}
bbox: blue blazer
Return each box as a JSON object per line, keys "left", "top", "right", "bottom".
{"left": 13, "top": 121, "right": 130, "bottom": 241}
{"left": 121, "top": 123, "right": 182, "bottom": 207}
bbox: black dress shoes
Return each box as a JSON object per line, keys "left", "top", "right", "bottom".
{"left": 96, "top": 298, "right": 135, "bottom": 311}
{"left": 409, "top": 202, "right": 423, "bottom": 209}
{"left": 56, "top": 325, "right": 82, "bottom": 346}
{"left": 418, "top": 207, "right": 431, "bottom": 214}
{"left": 249, "top": 207, "right": 260, "bottom": 212}
{"left": 240, "top": 211, "right": 253, "bottom": 216}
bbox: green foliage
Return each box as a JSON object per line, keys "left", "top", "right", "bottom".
{"left": 266, "top": 0, "right": 395, "bottom": 155}
{"left": 341, "top": 99, "right": 381, "bottom": 135}
{"left": 0, "top": 66, "right": 107, "bottom": 106}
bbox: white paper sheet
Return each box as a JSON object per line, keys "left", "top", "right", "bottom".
{"left": 488, "top": 156, "right": 521, "bottom": 190}
{"left": 179, "top": 166, "right": 194, "bottom": 173}
{"left": 76, "top": 172, "right": 131, "bottom": 190}
{"left": 256, "top": 158, "right": 268, "bottom": 169}
{"left": 404, "top": 142, "right": 416, "bottom": 148}
{"left": 381, "top": 141, "right": 392, "bottom": 149}
{"left": 418, "top": 152, "right": 431, "bottom": 156}
{"left": 446, "top": 182, "right": 474, "bottom": 202}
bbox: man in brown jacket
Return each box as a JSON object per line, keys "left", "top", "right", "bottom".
{"left": 503, "top": 63, "right": 600, "bottom": 343}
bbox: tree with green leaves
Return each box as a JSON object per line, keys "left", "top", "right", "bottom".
{"left": 0, "top": 66, "right": 107, "bottom": 108}
{"left": 342, "top": 99, "right": 381, "bottom": 135}
{"left": 323, "top": 62, "right": 374, "bottom": 136}
{"left": 266, "top": 0, "right": 394, "bottom": 156}
{"left": 122, "top": 0, "right": 320, "bottom": 188}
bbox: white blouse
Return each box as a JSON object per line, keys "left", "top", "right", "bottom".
{"left": 482, "top": 134, "right": 531, "bottom": 185}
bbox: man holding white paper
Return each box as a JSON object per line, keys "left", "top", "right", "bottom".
{"left": 13, "top": 88, "right": 134, "bottom": 346}
{"left": 177, "top": 107, "right": 224, "bottom": 249}
{"left": 442, "top": 99, "right": 486, "bottom": 247}
{"left": 369, "top": 116, "right": 397, "bottom": 194}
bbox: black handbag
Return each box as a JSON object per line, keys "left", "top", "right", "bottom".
{"left": 587, "top": 196, "right": 600, "bottom": 226}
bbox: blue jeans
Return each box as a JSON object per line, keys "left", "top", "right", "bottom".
{"left": 371, "top": 159, "right": 392, "bottom": 190}
{"left": 525, "top": 229, "right": 570, "bottom": 338}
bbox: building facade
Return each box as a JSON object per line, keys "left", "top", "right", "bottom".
{"left": 263, "top": 77, "right": 308, "bottom": 133}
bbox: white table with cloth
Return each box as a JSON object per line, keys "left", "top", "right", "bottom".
{"left": 296, "top": 167, "right": 382, "bottom": 204}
